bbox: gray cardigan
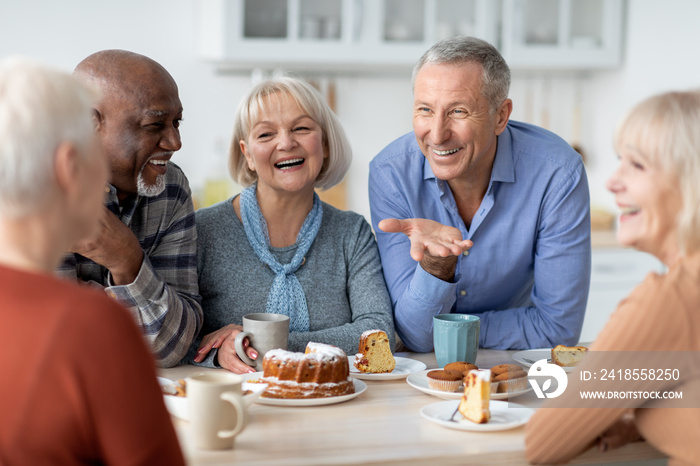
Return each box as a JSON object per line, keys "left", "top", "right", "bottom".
{"left": 188, "top": 197, "right": 395, "bottom": 367}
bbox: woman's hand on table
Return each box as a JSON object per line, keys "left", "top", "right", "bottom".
{"left": 216, "top": 332, "right": 259, "bottom": 373}
{"left": 194, "top": 324, "right": 241, "bottom": 362}
{"left": 194, "top": 324, "right": 259, "bottom": 373}
{"left": 596, "top": 412, "right": 643, "bottom": 452}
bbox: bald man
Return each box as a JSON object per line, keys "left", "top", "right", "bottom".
{"left": 57, "top": 50, "right": 202, "bottom": 368}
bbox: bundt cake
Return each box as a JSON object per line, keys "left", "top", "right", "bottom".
{"left": 261, "top": 342, "right": 355, "bottom": 399}
{"left": 354, "top": 329, "right": 395, "bottom": 373}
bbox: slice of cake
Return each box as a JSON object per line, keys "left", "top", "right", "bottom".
{"left": 458, "top": 369, "right": 491, "bottom": 424}
{"left": 551, "top": 345, "right": 588, "bottom": 367}
{"left": 353, "top": 329, "right": 395, "bottom": 373}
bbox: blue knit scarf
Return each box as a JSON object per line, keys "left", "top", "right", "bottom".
{"left": 239, "top": 184, "right": 322, "bottom": 332}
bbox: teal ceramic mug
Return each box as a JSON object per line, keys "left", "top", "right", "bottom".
{"left": 433, "top": 314, "right": 480, "bottom": 368}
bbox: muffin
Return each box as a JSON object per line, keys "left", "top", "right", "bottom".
{"left": 426, "top": 370, "right": 463, "bottom": 392}
{"left": 490, "top": 364, "right": 528, "bottom": 394}
{"left": 490, "top": 364, "right": 523, "bottom": 376}
{"left": 444, "top": 361, "right": 478, "bottom": 375}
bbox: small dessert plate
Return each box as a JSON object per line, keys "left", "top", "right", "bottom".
{"left": 406, "top": 369, "right": 532, "bottom": 400}
{"left": 348, "top": 356, "right": 427, "bottom": 380}
{"left": 512, "top": 348, "right": 581, "bottom": 373}
{"left": 158, "top": 375, "right": 267, "bottom": 421}
{"left": 420, "top": 400, "right": 534, "bottom": 432}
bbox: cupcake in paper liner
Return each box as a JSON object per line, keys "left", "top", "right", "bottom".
{"left": 426, "top": 370, "right": 463, "bottom": 392}
{"left": 444, "top": 361, "right": 478, "bottom": 375}
{"left": 491, "top": 366, "right": 529, "bottom": 393}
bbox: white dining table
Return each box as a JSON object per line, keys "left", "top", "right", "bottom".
{"left": 159, "top": 349, "right": 668, "bottom": 465}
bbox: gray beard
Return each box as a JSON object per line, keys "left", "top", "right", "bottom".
{"left": 136, "top": 168, "right": 166, "bottom": 197}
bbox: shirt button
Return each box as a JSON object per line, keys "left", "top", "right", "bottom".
{"left": 460, "top": 290, "right": 467, "bottom": 296}
{"left": 463, "top": 250, "right": 470, "bottom": 256}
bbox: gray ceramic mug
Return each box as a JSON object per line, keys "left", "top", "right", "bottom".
{"left": 233, "top": 313, "right": 290, "bottom": 370}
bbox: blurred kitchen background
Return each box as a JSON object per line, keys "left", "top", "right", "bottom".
{"left": 1, "top": 0, "right": 694, "bottom": 342}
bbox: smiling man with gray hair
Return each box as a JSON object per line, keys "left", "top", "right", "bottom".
{"left": 369, "top": 36, "right": 591, "bottom": 352}
{"left": 57, "top": 50, "right": 202, "bottom": 368}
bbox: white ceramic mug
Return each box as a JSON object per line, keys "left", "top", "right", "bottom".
{"left": 234, "top": 313, "right": 290, "bottom": 370}
{"left": 186, "top": 372, "right": 248, "bottom": 450}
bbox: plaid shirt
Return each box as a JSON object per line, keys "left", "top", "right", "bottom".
{"left": 57, "top": 163, "right": 202, "bottom": 367}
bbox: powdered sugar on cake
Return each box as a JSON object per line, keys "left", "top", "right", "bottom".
{"left": 260, "top": 342, "right": 355, "bottom": 399}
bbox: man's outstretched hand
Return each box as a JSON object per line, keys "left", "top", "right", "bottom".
{"left": 379, "top": 218, "right": 472, "bottom": 282}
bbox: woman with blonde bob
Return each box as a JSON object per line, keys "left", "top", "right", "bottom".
{"left": 526, "top": 91, "right": 700, "bottom": 465}
{"left": 190, "top": 76, "right": 394, "bottom": 373}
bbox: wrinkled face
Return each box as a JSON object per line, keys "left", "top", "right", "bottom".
{"left": 412, "top": 62, "right": 510, "bottom": 183}
{"left": 97, "top": 69, "right": 182, "bottom": 200}
{"left": 606, "top": 143, "right": 682, "bottom": 261}
{"left": 240, "top": 92, "right": 327, "bottom": 198}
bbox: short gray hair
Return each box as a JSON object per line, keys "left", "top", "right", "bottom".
{"left": 614, "top": 90, "right": 700, "bottom": 254}
{"left": 230, "top": 76, "right": 352, "bottom": 190}
{"left": 0, "top": 57, "right": 96, "bottom": 217}
{"left": 412, "top": 36, "right": 511, "bottom": 113}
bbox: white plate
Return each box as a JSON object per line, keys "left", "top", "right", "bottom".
{"left": 348, "top": 356, "right": 427, "bottom": 380}
{"left": 239, "top": 372, "right": 368, "bottom": 407}
{"left": 406, "top": 370, "right": 532, "bottom": 400}
{"left": 420, "top": 400, "right": 534, "bottom": 432}
{"left": 512, "top": 348, "right": 581, "bottom": 373}
{"left": 158, "top": 375, "right": 267, "bottom": 421}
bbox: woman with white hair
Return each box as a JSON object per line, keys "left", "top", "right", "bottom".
{"left": 191, "top": 76, "right": 394, "bottom": 373}
{"left": 526, "top": 91, "right": 700, "bottom": 465}
{"left": 0, "top": 58, "right": 184, "bottom": 464}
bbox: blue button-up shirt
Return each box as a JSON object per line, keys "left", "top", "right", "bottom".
{"left": 369, "top": 121, "right": 591, "bottom": 351}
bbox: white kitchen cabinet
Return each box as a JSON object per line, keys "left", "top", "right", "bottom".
{"left": 579, "top": 248, "right": 664, "bottom": 343}
{"left": 501, "top": 0, "right": 625, "bottom": 69}
{"left": 195, "top": 0, "right": 500, "bottom": 71}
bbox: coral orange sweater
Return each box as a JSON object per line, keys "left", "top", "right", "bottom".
{"left": 525, "top": 254, "right": 700, "bottom": 466}
{"left": 0, "top": 265, "right": 184, "bottom": 465}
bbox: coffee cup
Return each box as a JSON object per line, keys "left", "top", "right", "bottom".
{"left": 234, "top": 313, "right": 290, "bottom": 370}
{"left": 433, "top": 314, "right": 480, "bottom": 367}
{"left": 186, "top": 372, "right": 248, "bottom": 450}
